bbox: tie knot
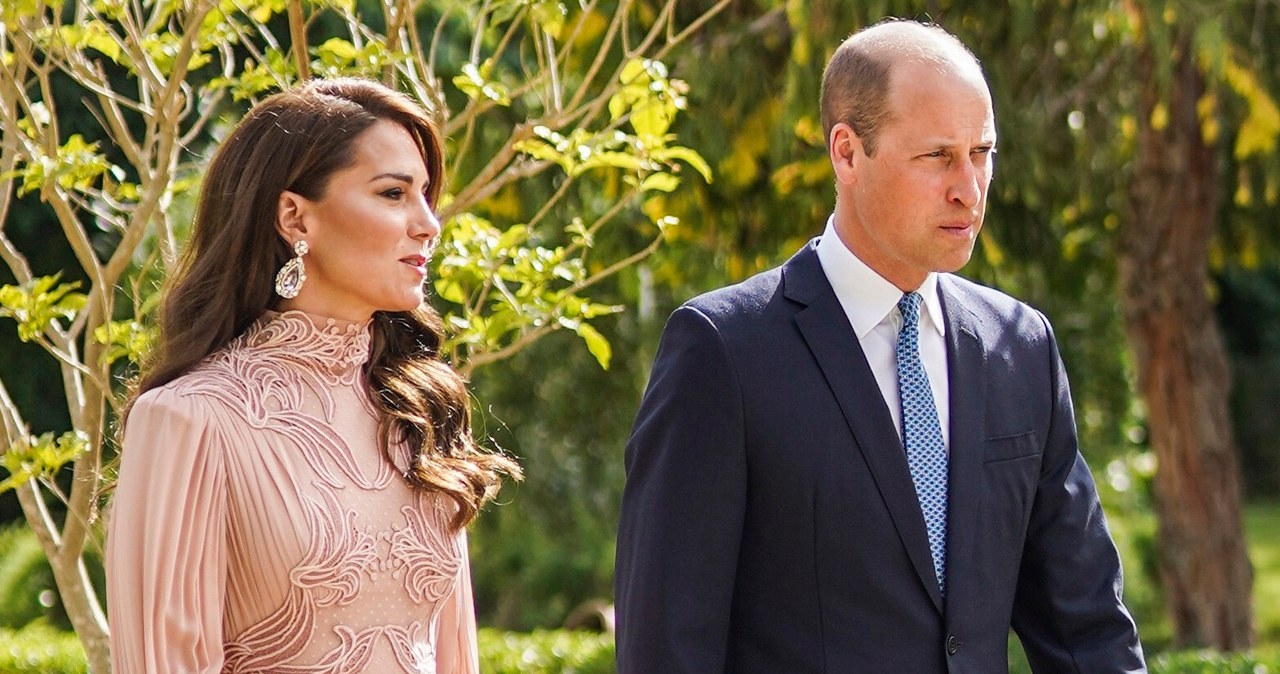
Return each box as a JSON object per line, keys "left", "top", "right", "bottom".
{"left": 898, "top": 292, "right": 923, "bottom": 328}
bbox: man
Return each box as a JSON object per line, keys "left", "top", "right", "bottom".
{"left": 614, "top": 19, "right": 1146, "bottom": 673}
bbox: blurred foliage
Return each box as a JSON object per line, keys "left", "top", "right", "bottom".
{"left": 0, "top": 524, "right": 104, "bottom": 633}
{"left": 1148, "top": 649, "right": 1280, "bottom": 673}
{"left": 0, "top": 623, "right": 88, "bottom": 674}
{"left": 1245, "top": 501, "right": 1280, "bottom": 645}
{"left": 470, "top": 314, "right": 652, "bottom": 628}
{"left": 477, "top": 628, "right": 615, "bottom": 674}
{"left": 1219, "top": 266, "right": 1280, "bottom": 498}
{"left": 0, "top": 524, "right": 60, "bottom": 630}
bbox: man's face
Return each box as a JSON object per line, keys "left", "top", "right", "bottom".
{"left": 839, "top": 58, "right": 997, "bottom": 291}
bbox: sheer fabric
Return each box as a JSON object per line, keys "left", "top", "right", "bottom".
{"left": 107, "top": 310, "right": 478, "bottom": 673}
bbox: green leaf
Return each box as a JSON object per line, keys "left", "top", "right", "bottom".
{"left": 497, "top": 224, "right": 530, "bottom": 250}
{"left": 210, "top": 49, "right": 290, "bottom": 101}
{"left": 574, "top": 322, "right": 612, "bottom": 370}
{"left": 0, "top": 431, "right": 88, "bottom": 495}
{"left": 2, "top": 0, "right": 43, "bottom": 28}
{"left": 531, "top": 0, "right": 567, "bottom": 39}
{"left": 652, "top": 146, "right": 713, "bottom": 183}
{"left": 434, "top": 278, "right": 469, "bottom": 305}
{"left": 640, "top": 173, "right": 680, "bottom": 193}
{"left": 93, "top": 319, "right": 155, "bottom": 366}
{"left": 513, "top": 138, "right": 571, "bottom": 171}
{"left": 618, "top": 58, "right": 651, "bottom": 86}
{"left": 315, "top": 37, "right": 359, "bottom": 67}
{"left": 581, "top": 302, "right": 622, "bottom": 319}
{"left": 59, "top": 22, "right": 122, "bottom": 63}
{"left": 629, "top": 99, "right": 673, "bottom": 138}
{"left": 578, "top": 151, "right": 648, "bottom": 174}
{"left": 452, "top": 61, "right": 511, "bottom": 105}
{"left": 140, "top": 32, "right": 209, "bottom": 77}
{"left": 0, "top": 274, "right": 87, "bottom": 342}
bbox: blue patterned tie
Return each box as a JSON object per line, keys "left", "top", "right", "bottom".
{"left": 896, "top": 292, "right": 949, "bottom": 598}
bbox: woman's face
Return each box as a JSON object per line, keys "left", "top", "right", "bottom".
{"left": 277, "top": 119, "right": 441, "bottom": 321}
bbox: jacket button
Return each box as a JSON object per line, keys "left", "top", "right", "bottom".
{"left": 946, "top": 635, "right": 960, "bottom": 655}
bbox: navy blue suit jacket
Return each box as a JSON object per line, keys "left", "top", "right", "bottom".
{"left": 615, "top": 241, "right": 1145, "bottom": 673}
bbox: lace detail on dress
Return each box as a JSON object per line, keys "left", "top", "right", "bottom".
{"left": 225, "top": 487, "right": 463, "bottom": 673}
{"left": 183, "top": 311, "right": 393, "bottom": 490}
{"left": 248, "top": 310, "right": 372, "bottom": 384}
{"left": 394, "top": 494, "right": 464, "bottom": 605}
{"left": 168, "top": 310, "right": 465, "bottom": 673}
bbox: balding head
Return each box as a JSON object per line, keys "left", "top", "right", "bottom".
{"left": 820, "top": 19, "right": 985, "bottom": 156}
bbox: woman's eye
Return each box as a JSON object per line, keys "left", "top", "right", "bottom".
{"left": 382, "top": 188, "right": 405, "bottom": 199}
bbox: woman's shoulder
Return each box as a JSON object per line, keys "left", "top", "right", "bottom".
{"left": 129, "top": 358, "right": 251, "bottom": 427}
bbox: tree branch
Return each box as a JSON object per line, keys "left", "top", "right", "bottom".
{"left": 287, "top": 0, "right": 311, "bottom": 80}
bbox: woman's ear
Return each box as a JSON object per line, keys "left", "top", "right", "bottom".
{"left": 275, "top": 191, "right": 310, "bottom": 243}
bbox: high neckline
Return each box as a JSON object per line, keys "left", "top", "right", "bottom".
{"left": 239, "top": 309, "right": 374, "bottom": 377}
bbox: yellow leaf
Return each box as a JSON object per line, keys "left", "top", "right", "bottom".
{"left": 1223, "top": 60, "right": 1280, "bottom": 159}
{"left": 1150, "top": 102, "right": 1168, "bottom": 131}
{"left": 979, "top": 231, "right": 1005, "bottom": 267}
{"left": 575, "top": 322, "right": 611, "bottom": 370}
{"left": 1234, "top": 182, "right": 1251, "bottom": 207}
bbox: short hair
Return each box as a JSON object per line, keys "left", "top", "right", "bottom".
{"left": 820, "top": 19, "right": 982, "bottom": 156}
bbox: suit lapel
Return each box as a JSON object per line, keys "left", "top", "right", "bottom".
{"left": 783, "top": 244, "right": 943, "bottom": 613}
{"left": 938, "top": 277, "right": 986, "bottom": 618}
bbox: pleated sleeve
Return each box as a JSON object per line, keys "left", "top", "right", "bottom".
{"left": 106, "top": 386, "right": 229, "bottom": 673}
{"left": 433, "top": 530, "right": 480, "bottom": 674}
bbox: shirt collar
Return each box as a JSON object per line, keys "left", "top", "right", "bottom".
{"left": 815, "top": 217, "right": 946, "bottom": 340}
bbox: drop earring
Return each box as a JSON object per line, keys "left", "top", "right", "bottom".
{"left": 274, "top": 239, "right": 308, "bottom": 299}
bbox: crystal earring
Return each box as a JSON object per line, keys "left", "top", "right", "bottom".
{"left": 274, "top": 239, "right": 308, "bottom": 299}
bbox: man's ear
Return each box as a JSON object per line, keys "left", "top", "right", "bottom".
{"left": 828, "top": 123, "right": 863, "bottom": 188}
{"left": 276, "top": 190, "right": 310, "bottom": 243}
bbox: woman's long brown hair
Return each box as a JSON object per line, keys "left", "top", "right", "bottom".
{"left": 127, "top": 78, "right": 519, "bottom": 530}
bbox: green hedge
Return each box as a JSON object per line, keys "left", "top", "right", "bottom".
{"left": 0, "top": 626, "right": 614, "bottom": 673}
{"left": 478, "top": 628, "right": 614, "bottom": 673}
{"left": 1151, "top": 648, "right": 1280, "bottom": 673}
{"left": 0, "top": 525, "right": 62, "bottom": 629}
{"left": 0, "top": 624, "right": 88, "bottom": 674}
{"left": 3, "top": 626, "right": 1278, "bottom": 674}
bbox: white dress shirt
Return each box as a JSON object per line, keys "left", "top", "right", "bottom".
{"left": 815, "top": 219, "right": 951, "bottom": 450}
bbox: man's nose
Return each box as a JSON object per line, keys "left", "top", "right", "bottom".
{"left": 949, "top": 159, "right": 983, "bottom": 209}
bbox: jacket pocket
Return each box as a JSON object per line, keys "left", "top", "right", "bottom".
{"left": 983, "top": 431, "right": 1039, "bottom": 464}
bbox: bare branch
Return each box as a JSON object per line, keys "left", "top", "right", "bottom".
{"left": 573, "top": 226, "right": 664, "bottom": 297}
{"left": 441, "top": 124, "right": 536, "bottom": 219}
{"left": 288, "top": 0, "right": 310, "bottom": 79}
{"left": 565, "top": 0, "right": 631, "bottom": 112}
{"left": 0, "top": 134, "right": 34, "bottom": 283}
{"left": 459, "top": 323, "right": 557, "bottom": 377}
{"left": 0, "top": 376, "right": 27, "bottom": 452}
{"left": 469, "top": 0, "right": 494, "bottom": 64}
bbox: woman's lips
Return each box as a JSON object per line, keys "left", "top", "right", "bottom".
{"left": 401, "top": 255, "right": 428, "bottom": 274}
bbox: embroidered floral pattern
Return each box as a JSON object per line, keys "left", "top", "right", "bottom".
{"left": 176, "top": 311, "right": 463, "bottom": 673}
{"left": 395, "top": 494, "right": 464, "bottom": 606}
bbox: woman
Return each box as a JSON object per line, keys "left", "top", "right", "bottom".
{"left": 106, "top": 78, "right": 519, "bottom": 673}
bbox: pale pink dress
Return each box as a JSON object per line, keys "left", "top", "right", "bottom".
{"left": 106, "top": 310, "right": 478, "bottom": 673}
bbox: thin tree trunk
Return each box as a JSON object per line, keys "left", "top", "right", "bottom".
{"left": 1121, "top": 32, "right": 1254, "bottom": 650}
{"left": 15, "top": 483, "right": 111, "bottom": 672}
